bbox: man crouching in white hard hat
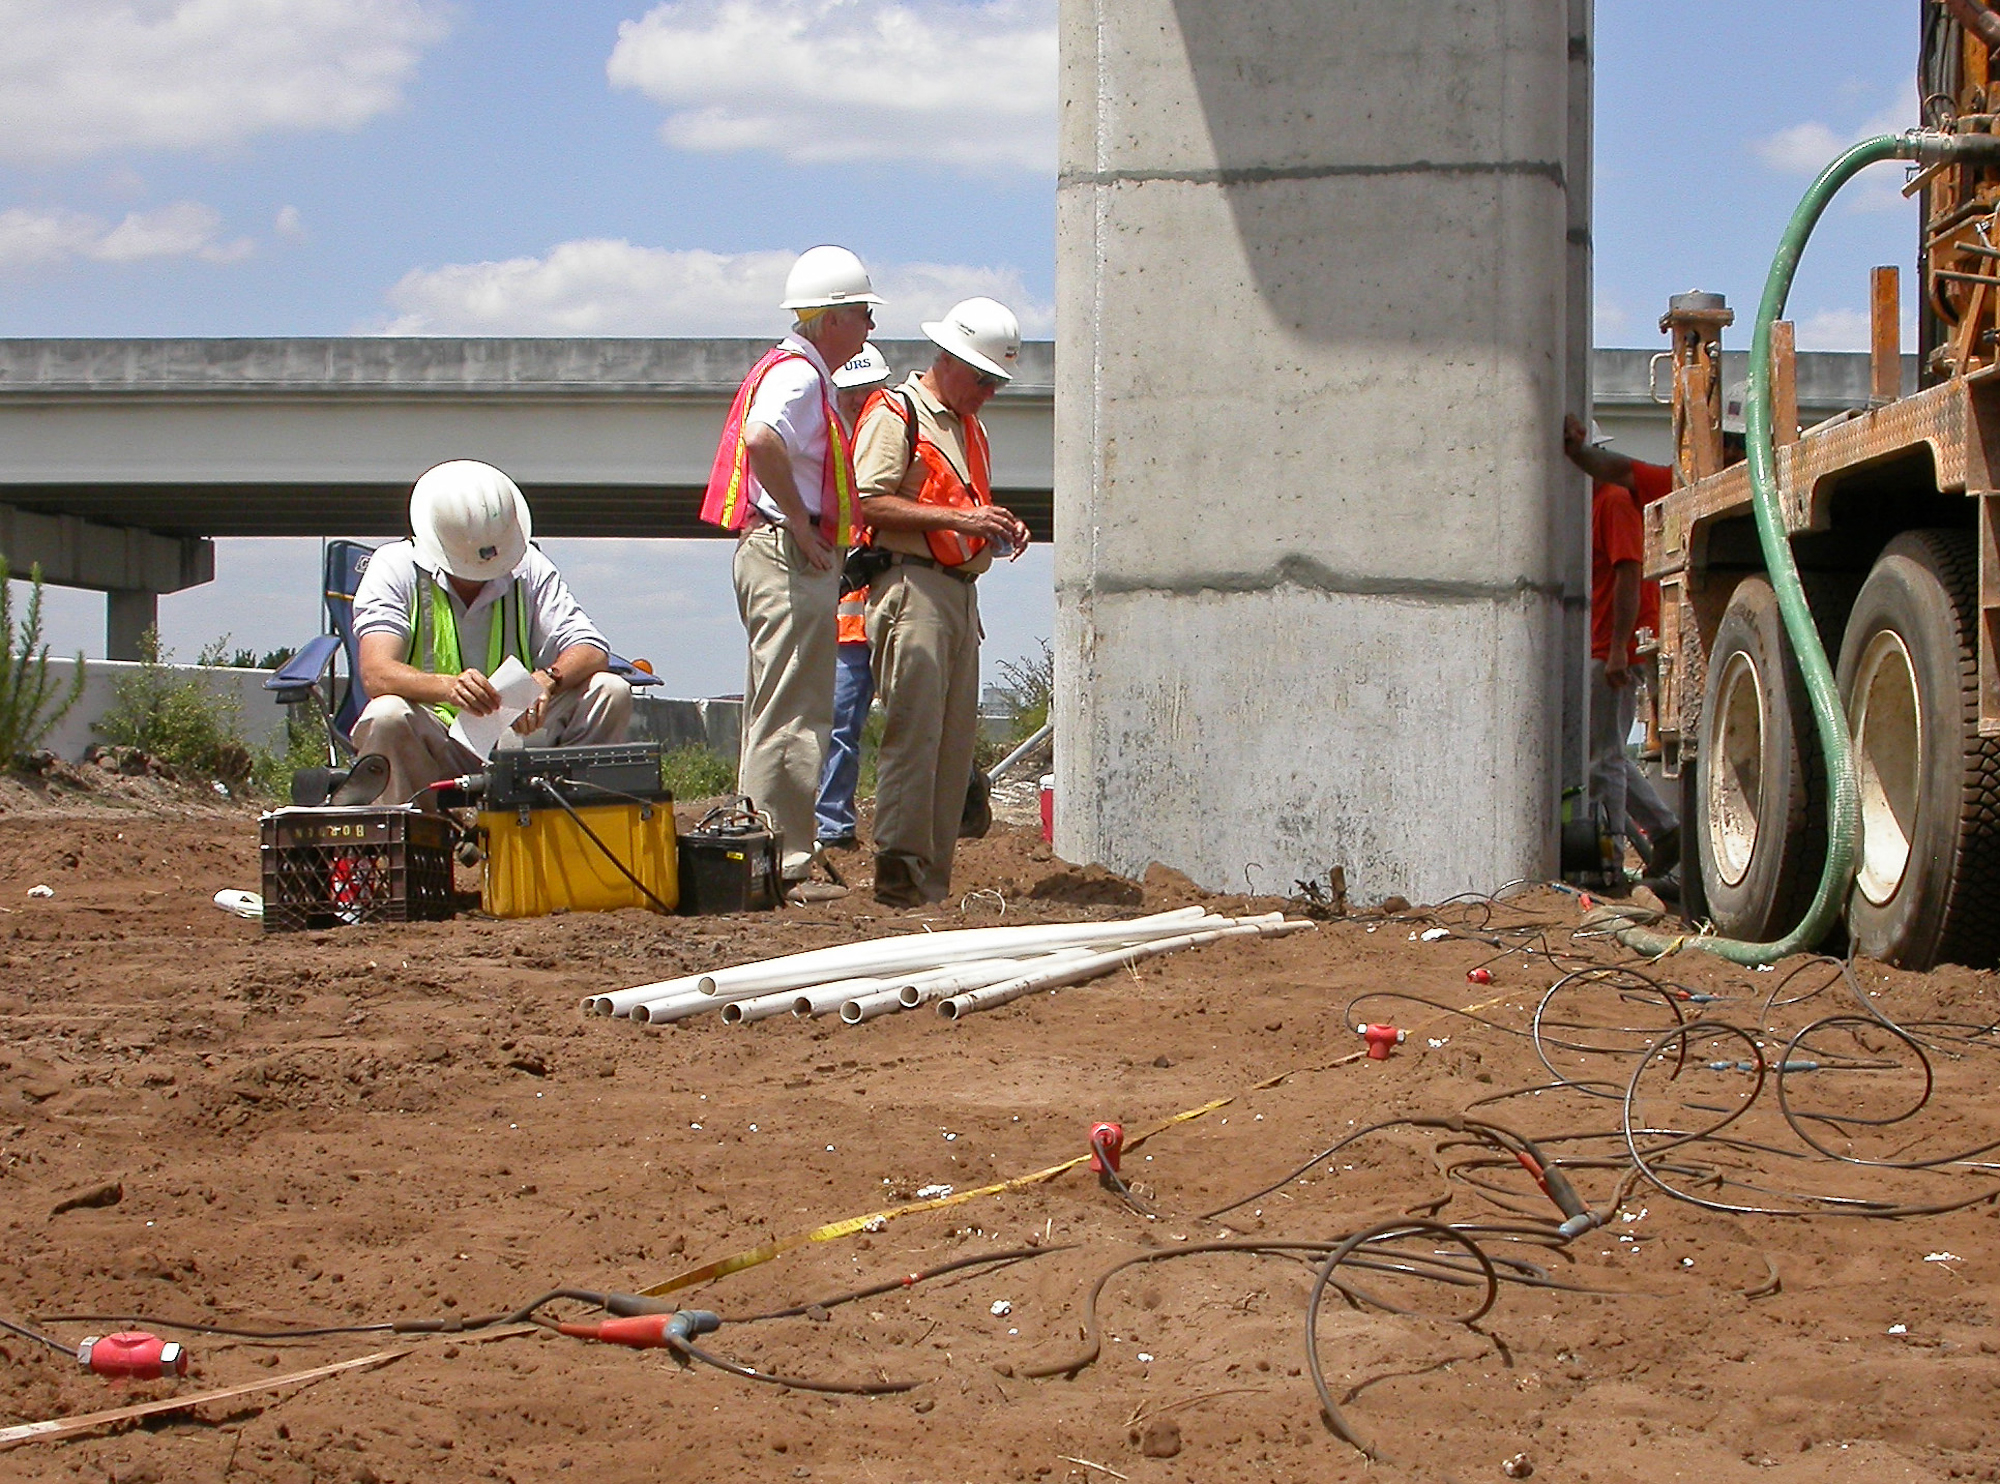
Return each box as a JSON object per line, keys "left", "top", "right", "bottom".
{"left": 851, "top": 298, "right": 1031, "bottom": 908}
{"left": 341, "top": 459, "right": 632, "bottom": 806}
{"left": 700, "top": 245, "right": 879, "bottom": 902}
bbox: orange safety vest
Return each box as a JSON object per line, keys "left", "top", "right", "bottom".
{"left": 862, "top": 387, "right": 992, "bottom": 566}
{"left": 836, "top": 585, "right": 868, "bottom": 645}
{"left": 701, "top": 345, "right": 857, "bottom": 546}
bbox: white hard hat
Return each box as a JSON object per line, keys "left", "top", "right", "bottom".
{"left": 410, "top": 460, "right": 531, "bottom": 583}
{"left": 1721, "top": 381, "right": 1747, "bottom": 436}
{"left": 1588, "top": 420, "right": 1613, "bottom": 447}
{"left": 921, "top": 297, "right": 1021, "bottom": 383}
{"left": 780, "top": 245, "right": 885, "bottom": 310}
{"left": 832, "top": 342, "right": 891, "bottom": 390}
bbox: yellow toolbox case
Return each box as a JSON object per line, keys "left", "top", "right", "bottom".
{"left": 479, "top": 801, "right": 678, "bottom": 918}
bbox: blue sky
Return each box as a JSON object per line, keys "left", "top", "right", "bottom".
{"left": 0, "top": 1, "right": 1916, "bottom": 693}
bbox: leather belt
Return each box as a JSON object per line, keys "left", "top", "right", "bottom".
{"left": 887, "top": 552, "right": 977, "bottom": 585}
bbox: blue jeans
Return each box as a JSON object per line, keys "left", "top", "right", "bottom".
{"left": 816, "top": 642, "right": 873, "bottom": 843}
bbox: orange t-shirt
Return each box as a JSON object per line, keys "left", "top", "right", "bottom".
{"left": 1590, "top": 461, "right": 1671, "bottom": 664}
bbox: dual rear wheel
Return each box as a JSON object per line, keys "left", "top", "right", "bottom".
{"left": 1692, "top": 529, "right": 2000, "bottom": 969}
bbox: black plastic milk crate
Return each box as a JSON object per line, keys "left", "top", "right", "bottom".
{"left": 260, "top": 807, "right": 457, "bottom": 933}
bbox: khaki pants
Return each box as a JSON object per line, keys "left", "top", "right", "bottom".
{"left": 734, "top": 524, "right": 840, "bottom": 878}
{"left": 869, "top": 563, "right": 980, "bottom": 903}
{"left": 351, "top": 671, "right": 633, "bottom": 806}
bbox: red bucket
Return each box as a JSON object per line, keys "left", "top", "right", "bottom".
{"left": 1039, "top": 774, "right": 1054, "bottom": 843}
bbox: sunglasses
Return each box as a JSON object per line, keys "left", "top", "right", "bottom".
{"left": 971, "top": 368, "right": 1003, "bottom": 390}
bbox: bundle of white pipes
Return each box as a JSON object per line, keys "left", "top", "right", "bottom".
{"left": 582, "top": 907, "right": 1312, "bottom": 1029}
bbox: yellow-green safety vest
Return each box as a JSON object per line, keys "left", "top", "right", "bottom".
{"left": 407, "top": 569, "right": 532, "bottom": 723}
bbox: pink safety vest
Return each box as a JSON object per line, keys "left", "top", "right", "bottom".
{"left": 701, "top": 346, "right": 857, "bottom": 546}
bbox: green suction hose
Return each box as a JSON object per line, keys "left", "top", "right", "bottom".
{"left": 1613, "top": 131, "right": 2000, "bottom": 964}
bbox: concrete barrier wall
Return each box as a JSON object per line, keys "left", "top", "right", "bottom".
{"left": 34, "top": 665, "right": 746, "bottom": 770}
{"left": 627, "top": 695, "right": 741, "bottom": 760}
{"left": 34, "top": 658, "right": 289, "bottom": 762}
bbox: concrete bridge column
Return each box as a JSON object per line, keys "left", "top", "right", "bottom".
{"left": 106, "top": 590, "right": 159, "bottom": 662}
{"left": 1054, "top": 1, "right": 1583, "bottom": 904}
{"left": 0, "top": 502, "right": 211, "bottom": 660}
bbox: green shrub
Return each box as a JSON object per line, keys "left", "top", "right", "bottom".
{"left": 660, "top": 744, "right": 737, "bottom": 802}
{"left": 991, "top": 638, "right": 1054, "bottom": 744}
{"left": 95, "top": 630, "right": 257, "bottom": 786}
{"left": 0, "top": 558, "right": 85, "bottom": 766}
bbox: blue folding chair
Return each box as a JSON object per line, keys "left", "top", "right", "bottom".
{"left": 266, "top": 539, "right": 662, "bottom": 774}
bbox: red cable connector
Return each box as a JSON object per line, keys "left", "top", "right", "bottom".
{"left": 1358, "top": 1024, "right": 1405, "bottom": 1060}
{"left": 78, "top": 1332, "right": 187, "bottom": 1379}
{"left": 555, "top": 1314, "right": 675, "bottom": 1349}
{"left": 1088, "top": 1122, "right": 1124, "bottom": 1174}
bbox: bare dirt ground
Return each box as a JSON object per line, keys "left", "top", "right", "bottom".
{"left": 5, "top": 784, "right": 2000, "bottom": 1484}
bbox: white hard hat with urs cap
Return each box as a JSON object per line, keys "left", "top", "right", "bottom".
{"left": 410, "top": 459, "right": 531, "bottom": 583}
{"left": 781, "top": 245, "right": 885, "bottom": 310}
{"left": 833, "top": 342, "right": 891, "bottom": 390}
{"left": 922, "top": 297, "right": 1021, "bottom": 382}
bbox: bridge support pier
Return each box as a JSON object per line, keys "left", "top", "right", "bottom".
{"left": 1054, "top": 0, "right": 1585, "bottom": 905}
{"left": 0, "top": 502, "right": 212, "bottom": 659}
{"left": 106, "top": 591, "right": 159, "bottom": 662}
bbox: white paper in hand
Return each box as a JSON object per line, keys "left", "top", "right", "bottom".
{"left": 447, "top": 656, "right": 545, "bottom": 760}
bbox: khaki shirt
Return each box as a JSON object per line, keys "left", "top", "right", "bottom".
{"left": 853, "top": 372, "right": 994, "bottom": 577}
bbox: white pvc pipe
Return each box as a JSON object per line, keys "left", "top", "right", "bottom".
{"left": 590, "top": 907, "right": 1215, "bottom": 1018}
{"left": 696, "top": 908, "right": 1221, "bottom": 999}
{"left": 895, "top": 949, "right": 1096, "bottom": 1008}
{"left": 791, "top": 976, "right": 902, "bottom": 1020}
{"left": 938, "top": 918, "right": 1311, "bottom": 1021}
{"left": 839, "top": 987, "right": 909, "bottom": 1024}
{"left": 638, "top": 989, "right": 746, "bottom": 1024}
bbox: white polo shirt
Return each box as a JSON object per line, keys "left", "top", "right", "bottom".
{"left": 351, "top": 541, "right": 609, "bottom": 670}
{"left": 742, "top": 334, "right": 834, "bottom": 524}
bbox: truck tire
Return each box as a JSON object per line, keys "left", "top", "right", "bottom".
{"left": 1694, "top": 575, "right": 1825, "bottom": 940}
{"left": 1836, "top": 528, "right": 2000, "bottom": 968}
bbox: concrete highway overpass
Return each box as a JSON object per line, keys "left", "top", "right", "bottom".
{"left": 0, "top": 336, "right": 1886, "bottom": 657}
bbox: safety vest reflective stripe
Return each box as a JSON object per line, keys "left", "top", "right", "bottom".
{"left": 860, "top": 388, "right": 992, "bottom": 568}
{"left": 701, "top": 346, "right": 857, "bottom": 547}
{"left": 407, "top": 570, "right": 530, "bottom": 724}
{"left": 836, "top": 587, "right": 869, "bottom": 646}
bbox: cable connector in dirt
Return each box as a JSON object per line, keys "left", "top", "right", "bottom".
{"left": 1513, "top": 1148, "right": 1600, "bottom": 1240}
{"left": 555, "top": 1309, "right": 720, "bottom": 1352}
{"left": 78, "top": 1331, "right": 188, "bottom": 1380}
{"left": 1357, "top": 1024, "right": 1405, "bottom": 1060}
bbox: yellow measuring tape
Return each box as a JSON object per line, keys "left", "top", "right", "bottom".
{"left": 639, "top": 985, "right": 1528, "bottom": 1299}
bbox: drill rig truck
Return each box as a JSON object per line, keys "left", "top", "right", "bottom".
{"left": 1646, "top": 1, "right": 2000, "bottom": 968}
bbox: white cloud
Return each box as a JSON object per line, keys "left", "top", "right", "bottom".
{"left": 606, "top": 0, "right": 1055, "bottom": 173}
{"left": 1751, "top": 92, "right": 1913, "bottom": 212}
{"left": 1792, "top": 307, "right": 1870, "bottom": 351}
{"left": 0, "top": 201, "right": 255, "bottom": 271}
{"left": 1792, "top": 306, "right": 1919, "bottom": 353}
{"left": 374, "top": 239, "right": 1053, "bottom": 337}
{"left": 274, "top": 205, "right": 307, "bottom": 242}
{"left": 0, "top": 0, "right": 452, "bottom": 166}
{"left": 1594, "top": 291, "right": 1633, "bottom": 344}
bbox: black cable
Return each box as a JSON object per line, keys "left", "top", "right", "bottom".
{"left": 726, "top": 1246, "right": 1071, "bottom": 1323}
{"left": 673, "top": 1337, "right": 918, "bottom": 1395}
{"left": 1, "top": 1314, "right": 75, "bottom": 1356}
{"left": 1304, "top": 1219, "right": 1497, "bottom": 1460}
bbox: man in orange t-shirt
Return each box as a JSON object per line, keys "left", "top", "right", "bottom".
{"left": 1563, "top": 415, "right": 1679, "bottom": 875}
